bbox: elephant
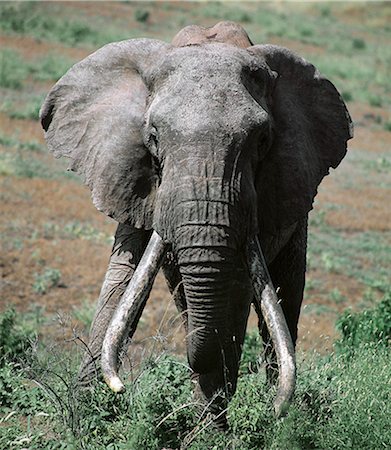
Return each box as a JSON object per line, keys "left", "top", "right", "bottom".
{"left": 40, "top": 21, "right": 353, "bottom": 428}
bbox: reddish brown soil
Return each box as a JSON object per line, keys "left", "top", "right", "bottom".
{"left": 1, "top": 3, "right": 390, "bottom": 359}
{"left": 0, "top": 35, "right": 88, "bottom": 61}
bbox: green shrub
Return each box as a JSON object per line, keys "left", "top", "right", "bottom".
{"left": 33, "top": 268, "right": 62, "bottom": 294}
{"left": 240, "top": 328, "right": 262, "bottom": 375}
{"left": 0, "top": 309, "right": 35, "bottom": 366}
{"left": 369, "top": 94, "right": 383, "bottom": 107}
{"left": 134, "top": 9, "right": 150, "bottom": 23}
{"left": 336, "top": 290, "right": 391, "bottom": 352}
{"left": 352, "top": 37, "right": 366, "bottom": 50}
{"left": 341, "top": 90, "right": 353, "bottom": 102}
{"left": 1, "top": 317, "right": 390, "bottom": 449}
{"left": 0, "top": 362, "right": 47, "bottom": 415}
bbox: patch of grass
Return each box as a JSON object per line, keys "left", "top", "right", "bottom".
{"left": 0, "top": 133, "right": 43, "bottom": 152}
{"left": 0, "top": 48, "right": 74, "bottom": 92}
{"left": 321, "top": 251, "right": 343, "bottom": 273}
{"left": 33, "top": 268, "right": 62, "bottom": 295}
{"left": 0, "top": 308, "right": 35, "bottom": 367}
{"left": 4, "top": 95, "right": 44, "bottom": 121}
{"left": 240, "top": 329, "right": 262, "bottom": 375}
{"left": 329, "top": 287, "right": 347, "bottom": 305}
{"left": 200, "top": 2, "right": 252, "bottom": 23}
{"left": 0, "top": 48, "right": 28, "bottom": 89}
{"left": 302, "top": 303, "right": 335, "bottom": 316}
{"left": 0, "top": 148, "right": 77, "bottom": 180}
{"left": 366, "top": 156, "right": 391, "bottom": 173}
{"left": 0, "top": 2, "right": 134, "bottom": 47}
{"left": 0, "top": 140, "right": 78, "bottom": 180}
{"left": 40, "top": 220, "right": 111, "bottom": 244}
{"left": 134, "top": 8, "right": 150, "bottom": 24}
{"left": 368, "top": 94, "right": 383, "bottom": 107}
{"left": 29, "top": 54, "right": 75, "bottom": 82}
{"left": 341, "top": 90, "right": 353, "bottom": 102}
{"left": 308, "top": 216, "right": 391, "bottom": 294}
{"left": 1, "top": 300, "right": 390, "bottom": 449}
{"left": 0, "top": 152, "right": 49, "bottom": 178}
{"left": 72, "top": 299, "right": 95, "bottom": 332}
{"left": 336, "top": 290, "right": 391, "bottom": 352}
{"left": 352, "top": 37, "right": 366, "bottom": 50}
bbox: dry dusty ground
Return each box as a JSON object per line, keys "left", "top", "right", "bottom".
{"left": 1, "top": 2, "right": 390, "bottom": 362}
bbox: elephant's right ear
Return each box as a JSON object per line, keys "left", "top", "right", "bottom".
{"left": 40, "top": 39, "right": 169, "bottom": 228}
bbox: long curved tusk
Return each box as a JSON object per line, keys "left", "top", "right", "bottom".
{"left": 101, "top": 231, "right": 167, "bottom": 393}
{"left": 247, "top": 236, "right": 296, "bottom": 417}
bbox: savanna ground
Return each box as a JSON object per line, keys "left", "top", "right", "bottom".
{"left": 0, "top": 2, "right": 390, "bottom": 449}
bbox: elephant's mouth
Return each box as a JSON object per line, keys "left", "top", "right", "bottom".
{"left": 100, "top": 229, "right": 296, "bottom": 417}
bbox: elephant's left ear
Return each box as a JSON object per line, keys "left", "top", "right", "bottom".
{"left": 40, "top": 39, "right": 169, "bottom": 228}
{"left": 249, "top": 45, "right": 353, "bottom": 233}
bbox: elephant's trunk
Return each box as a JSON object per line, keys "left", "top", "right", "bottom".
{"left": 180, "top": 254, "right": 251, "bottom": 374}
{"left": 101, "top": 231, "right": 167, "bottom": 393}
{"left": 175, "top": 221, "right": 252, "bottom": 391}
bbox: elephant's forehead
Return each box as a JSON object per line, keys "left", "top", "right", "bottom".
{"left": 159, "top": 43, "right": 266, "bottom": 80}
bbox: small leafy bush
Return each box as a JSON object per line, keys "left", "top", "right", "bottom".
{"left": 0, "top": 308, "right": 35, "bottom": 366}
{"left": 341, "top": 90, "right": 353, "bottom": 102}
{"left": 1, "top": 312, "right": 390, "bottom": 449}
{"left": 368, "top": 94, "right": 383, "bottom": 107}
{"left": 134, "top": 9, "right": 150, "bottom": 24}
{"left": 352, "top": 37, "right": 366, "bottom": 50}
{"left": 33, "top": 268, "right": 62, "bottom": 294}
{"left": 336, "top": 290, "right": 391, "bottom": 352}
{"left": 240, "top": 328, "right": 262, "bottom": 374}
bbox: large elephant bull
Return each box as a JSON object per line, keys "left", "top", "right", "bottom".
{"left": 40, "top": 22, "right": 353, "bottom": 427}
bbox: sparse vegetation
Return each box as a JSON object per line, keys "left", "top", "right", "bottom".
{"left": 33, "top": 268, "right": 62, "bottom": 294}
{"left": 4, "top": 95, "right": 44, "bottom": 121}
{"left": 29, "top": 54, "right": 76, "bottom": 82}
{"left": 0, "top": 48, "right": 28, "bottom": 89}
{"left": 0, "top": 298, "right": 390, "bottom": 449}
{"left": 336, "top": 290, "right": 391, "bottom": 352}
{"left": 0, "top": 2, "right": 133, "bottom": 47}
{"left": 135, "top": 8, "right": 150, "bottom": 24}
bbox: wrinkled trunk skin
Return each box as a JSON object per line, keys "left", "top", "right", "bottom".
{"left": 175, "top": 220, "right": 253, "bottom": 427}
{"left": 153, "top": 142, "right": 258, "bottom": 426}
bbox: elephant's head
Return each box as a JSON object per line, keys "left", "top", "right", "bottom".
{"left": 40, "top": 22, "right": 352, "bottom": 423}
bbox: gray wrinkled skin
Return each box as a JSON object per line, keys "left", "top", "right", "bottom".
{"left": 40, "top": 21, "right": 353, "bottom": 429}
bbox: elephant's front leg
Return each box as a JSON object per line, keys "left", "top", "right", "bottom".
{"left": 78, "top": 223, "right": 151, "bottom": 386}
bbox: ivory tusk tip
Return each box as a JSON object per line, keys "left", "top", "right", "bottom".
{"left": 274, "top": 396, "right": 290, "bottom": 419}
{"left": 106, "top": 376, "right": 125, "bottom": 393}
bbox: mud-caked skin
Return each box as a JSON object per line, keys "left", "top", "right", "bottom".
{"left": 40, "top": 21, "right": 353, "bottom": 428}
